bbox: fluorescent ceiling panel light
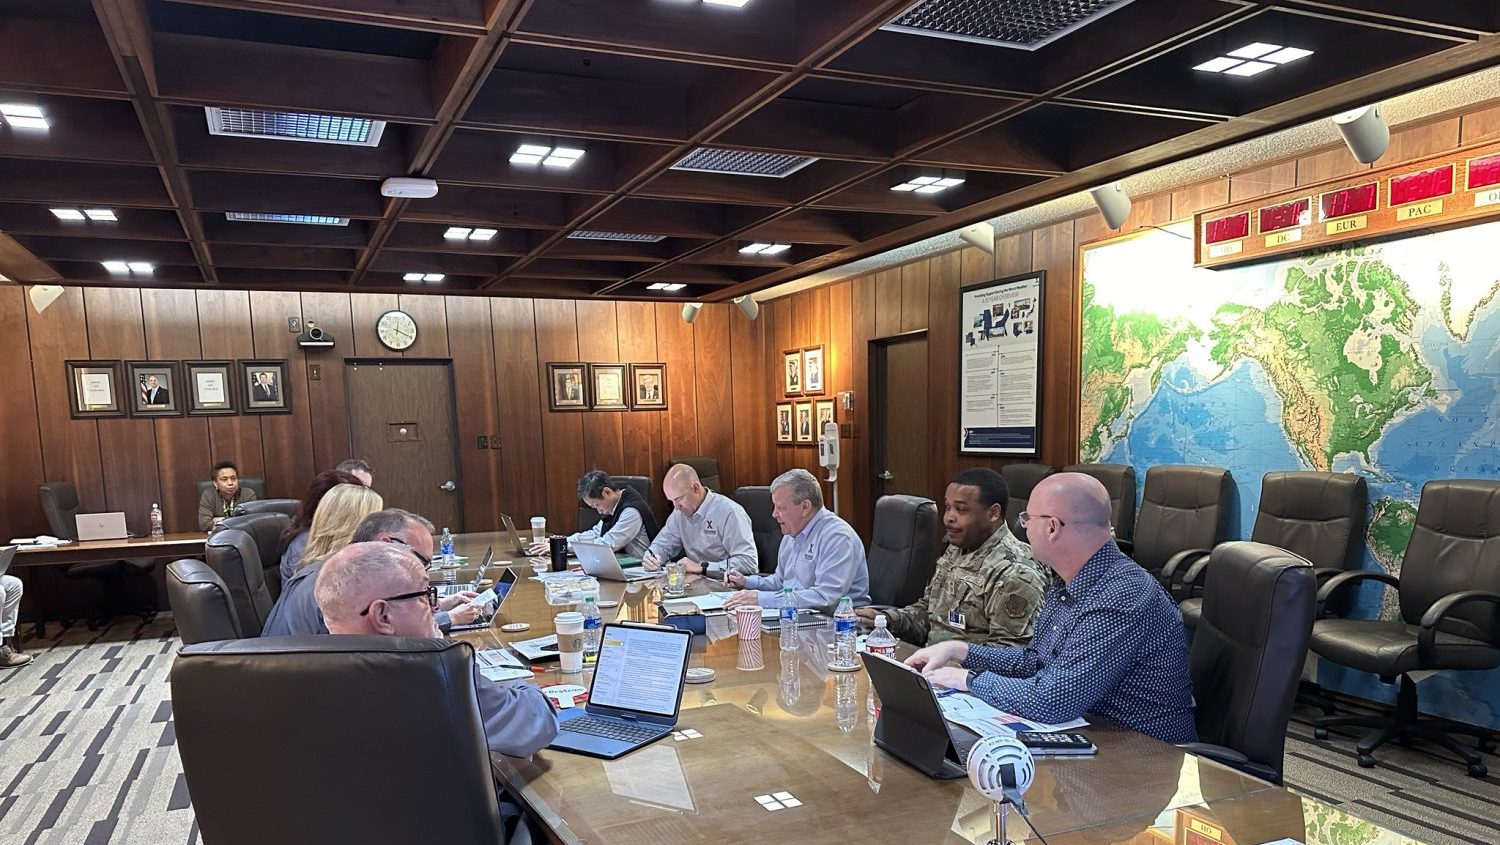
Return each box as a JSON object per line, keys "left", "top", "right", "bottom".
{"left": 890, "top": 183, "right": 919, "bottom": 192}
{"left": 934, "top": 177, "right": 965, "bottom": 187}
{"left": 662, "top": 283, "right": 687, "bottom": 291}
{"left": 127, "top": 262, "right": 154, "bottom": 273}
{"left": 542, "top": 147, "right": 585, "bottom": 168}
{"left": 760, "top": 243, "right": 791, "bottom": 255}
{"left": 1, "top": 104, "right": 43, "bottom": 118}
{"left": 515, "top": 144, "right": 551, "bottom": 156}
{"left": 51, "top": 208, "right": 86, "bottom": 221}
{"left": 739, "top": 243, "right": 770, "bottom": 254}
{"left": 1262, "top": 46, "right": 1313, "bottom": 64}
{"left": 469, "top": 228, "right": 497, "bottom": 241}
{"left": 509, "top": 152, "right": 544, "bottom": 165}
{"left": 1225, "top": 61, "right": 1275, "bottom": 77}
{"left": 4, "top": 115, "right": 48, "bottom": 130}
{"left": 403, "top": 273, "right": 424, "bottom": 281}
{"left": 205, "top": 107, "right": 384, "bottom": 146}
{"left": 567, "top": 230, "right": 666, "bottom": 242}
{"left": 1227, "top": 42, "right": 1280, "bottom": 59}
{"left": 444, "top": 227, "right": 472, "bottom": 239}
{"left": 102, "top": 261, "right": 130, "bottom": 274}
{"left": 647, "top": 282, "right": 670, "bottom": 290}
{"left": 1193, "top": 57, "right": 1243, "bottom": 73}
{"left": 225, "top": 212, "right": 350, "bottom": 226}
{"left": 703, "top": 0, "right": 751, "bottom": 6}
{"left": 915, "top": 184, "right": 947, "bottom": 194}
{"left": 84, "top": 209, "right": 117, "bottom": 221}
{"left": 910, "top": 176, "right": 941, "bottom": 185}
{"left": 423, "top": 273, "right": 445, "bottom": 282}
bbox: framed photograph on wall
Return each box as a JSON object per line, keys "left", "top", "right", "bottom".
{"left": 629, "top": 363, "right": 667, "bottom": 410}
{"left": 547, "top": 362, "right": 589, "bottom": 411}
{"left": 185, "top": 360, "right": 236, "bottom": 415}
{"left": 589, "top": 363, "right": 629, "bottom": 411}
{"left": 776, "top": 403, "right": 793, "bottom": 444}
{"left": 239, "top": 359, "right": 291, "bottom": 414}
{"left": 815, "top": 399, "right": 835, "bottom": 436}
{"left": 65, "top": 360, "right": 124, "bottom": 418}
{"left": 958, "top": 271, "right": 1044, "bottom": 456}
{"left": 803, "top": 345, "right": 825, "bottom": 395}
{"left": 794, "top": 401, "right": 814, "bottom": 444}
{"left": 782, "top": 349, "right": 803, "bottom": 397}
{"left": 127, "top": 360, "right": 183, "bottom": 417}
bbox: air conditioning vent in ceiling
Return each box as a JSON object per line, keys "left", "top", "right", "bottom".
{"left": 205, "top": 107, "right": 386, "bottom": 147}
{"left": 884, "top": 0, "right": 1137, "bottom": 51}
{"left": 670, "top": 147, "right": 817, "bottom": 178}
{"left": 567, "top": 230, "right": 667, "bottom": 243}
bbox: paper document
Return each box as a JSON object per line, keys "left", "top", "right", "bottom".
{"left": 661, "top": 593, "right": 729, "bottom": 613}
{"left": 468, "top": 588, "right": 498, "bottom": 606}
{"left": 938, "top": 692, "right": 1087, "bottom": 736}
{"left": 476, "top": 647, "right": 532, "bottom": 682}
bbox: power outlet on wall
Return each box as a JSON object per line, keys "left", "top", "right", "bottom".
{"left": 477, "top": 435, "right": 489, "bottom": 450}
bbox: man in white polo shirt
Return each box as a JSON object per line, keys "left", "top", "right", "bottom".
{"left": 644, "top": 463, "right": 758, "bottom": 579}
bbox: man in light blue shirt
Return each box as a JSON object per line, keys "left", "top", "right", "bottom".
{"left": 724, "top": 468, "right": 869, "bottom": 615}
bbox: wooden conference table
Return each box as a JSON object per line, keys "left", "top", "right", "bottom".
{"left": 12, "top": 533, "right": 206, "bottom": 567}
{"left": 445, "top": 532, "right": 1423, "bottom": 845}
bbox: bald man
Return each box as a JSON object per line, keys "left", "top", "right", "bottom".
{"left": 906, "top": 472, "right": 1196, "bottom": 743}
{"left": 315, "top": 542, "right": 558, "bottom": 758}
{"left": 643, "top": 463, "right": 757, "bottom": 579}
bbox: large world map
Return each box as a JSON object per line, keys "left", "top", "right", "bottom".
{"left": 1079, "top": 220, "right": 1500, "bottom": 728}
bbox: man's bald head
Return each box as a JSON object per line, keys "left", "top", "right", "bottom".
{"left": 663, "top": 463, "right": 707, "bottom": 515}
{"left": 315, "top": 542, "right": 430, "bottom": 634}
{"left": 1024, "top": 472, "right": 1117, "bottom": 582}
{"left": 1035, "top": 473, "right": 1113, "bottom": 529}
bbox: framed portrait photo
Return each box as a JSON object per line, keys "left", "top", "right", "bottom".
{"left": 185, "top": 361, "right": 235, "bottom": 415}
{"left": 630, "top": 363, "right": 667, "bottom": 410}
{"left": 239, "top": 359, "right": 291, "bottom": 414}
{"left": 815, "top": 399, "right": 835, "bottom": 436}
{"left": 548, "top": 362, "right": 589, "bottom": 411}
{"left": 802, "top": 345, "right": 825, "bottom": 395}
{"left": 775, "top": 403, "right": 794, "bottom": 444}
{"left": 794, "top": 401, "right": 814, "bottom": 444}
{"left": 127, "top": 361, "right": 183, "bottom": 417}
{"left": 783, "top": 349, "right": 803, "bottom": 397}
{"left": 65, "top": 360, "right": 124, "bottom": 418}
{"left": 589, "top": 363, "right": 629, "bottom": 411}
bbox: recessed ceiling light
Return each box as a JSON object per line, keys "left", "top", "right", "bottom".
{"left": 648, "top": 282, "right": 688, "bottom": 291}
{"left": 662, "top": 283, "right": 687, "bottom": 291}
{"left": 892, "top": 170, "right": 965, "bottom": 194}
{"left": 51, "top": 208, "right": 86, "bottom": 221}
{"left": 1262, "top": 46, "right": 1313, "bottom": 64}
{"left": 127, "top": 262, "right": 154, "bottom": 273}
{"left": 760, "top": 243, "right": 791, "bottom": 255}
{"left": 102, "top": 261, "right": 130, "bottom": 274}
{"left": 542, "top": 147, "right": 585, "bottom": 168}
{"left": 647, "top": 282, "right": 669, "bottom": 290}
{"left": 1, "top": 104, "right": 48, "bottom": 130}
{"left": 403, "top": 273, "right": 423, "bottom": 281}
{"left": 703, "top": 0, "right": 751, "bottom": 6}
{"left": 1196, "top": 44, "right": 1312, "bottom": 75}
{"left": 1224, "top": 61, "right": 1275, "bottom": 77}
{"left": 934, "top": 177, "right": 965, "bottom": 188}
{"left": 469, "top": 228, "right": 497, "bottom": 241}
{"left": 1193, "top": 57, "right": 1243, "bottom": 73}
{"left": 84, "top": 209, "right": 117, "bottom": 222}
{"left": 423, "top": 273, "right": 445, "bottom": 282}
{"left": 511, "top": 143, "right": 584, "bottom": 168}
{"left": 1227, "top": 42, "right": 1280, "bottom": 59}
{"left": 444, "top": 227, "right": 472, "bottom": 239}
{"left": 739, "top": 242, "right": 770, "bottom": 254}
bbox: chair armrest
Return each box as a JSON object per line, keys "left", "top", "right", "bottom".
{"left": 1418, "top": 591, "right": 1500, "bottom": 662}
{"left": 1315, "top": 570, "right": 1398, "bottom": 617}
{"left": 1159, "top": 548, "right": 1211, "bottom": 597}
{"left": 1115, "top": 538, "right": 1133, "bottom": 555}
{"left": 1175, "top": 553, "right": 1217, "bottom": 600}
{"left": 1312, "top": 566, "right": 1343, "bottom": 583}
{"left": 1175, "top": 743, "right": 1280, "bottom": 784}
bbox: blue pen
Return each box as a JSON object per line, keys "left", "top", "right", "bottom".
{"left": 935, "top": 688, "right": 958, "bottom": 697}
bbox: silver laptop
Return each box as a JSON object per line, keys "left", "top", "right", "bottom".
{"left": 498, "top": 514, "right": 534, "bottom": 556}
{"left": 548, "top": 622, "right": 693, "bottom": 759}
{"left": 75, "top": 512, "right": 128, "bottom": 542}
{"left": 574, "top": 541, "right": 657, "bottom": 582}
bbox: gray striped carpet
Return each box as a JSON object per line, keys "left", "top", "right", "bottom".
{"left": 3, "top": 617, "right": 1498, "bottom": 844}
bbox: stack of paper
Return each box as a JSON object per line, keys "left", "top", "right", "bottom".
{"left": 476, "top": 648, "right": 533, "bottom": 682}
{"left": 937, "top": 692, "right": 1087, "bottom": 737}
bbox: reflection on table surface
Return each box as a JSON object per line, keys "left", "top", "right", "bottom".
{"left": 441, "top": 533, "right": 1426, "bottom": 845}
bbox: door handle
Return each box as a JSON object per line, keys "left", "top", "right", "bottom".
{"left": 877, "top": 470, "right": 894, "bottom": 480}
{"left": 440, "top": 480, "right": 457, "bottom": 492}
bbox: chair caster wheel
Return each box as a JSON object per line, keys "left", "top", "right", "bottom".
{"left": 1356, "top": 753, "right": 1376, "bottom": 768}
{"left": 1467, "top": 763, "right": 1487, "bottom": 778}
{"left": 1314, "top": 728, "right": 1329, "bottom": 740}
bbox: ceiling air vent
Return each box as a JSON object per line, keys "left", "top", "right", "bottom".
{"left": 670, "top": 147, "right": 817, "bottom": 178}
{"left": 226, "top": 212, "right": 350, "bottom": 226}
{"left": 568, "top": 231, "right": 667, "bottom": 243}
{"left": 884, "top": 0, "right": 1138, "bottom": 51}
{"left": 205, "top": 107, "right": 386, "bottom": 147}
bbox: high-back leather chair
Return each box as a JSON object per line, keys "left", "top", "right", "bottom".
{"left": 217, "top": 512, "right": 292, "bottom": 601}
{"left": 1000, "top": 463, "right": 1054, "bottom": 542}
{"left": 1180, "top": 541, "right": 1315, "bottom": 784}
{"left": 204, "top": 528, "right": 275, "bottom": 637}
{"left": 577, "top": 475, "right": 654, "bottom": 533}
{"left": 194, "top": 477, "right": 269, "bottom": 503}
{"left": 237, "top": 498, "right": 299, "bottom": 517}
{"left": 867, "top": 495, "right": 939, "bottom": 607}
{"left": 734, "top": 486, "right": 780, "bottom": 574}
{"left": 1128, "top": 465, "right": 1233, "bottom": 578}
{"left": 1063, "top": 463, "right": 1137, "bottom": 542}
{"left": 166, "top": 559, "right": 244, "bottom": 645}
{"left": 669, "top": 455, "right": 721, "bottom": 492}
{"left": 1309, "top": 479, "right": 1500, "bottom": 777}
{"left": 172, "top": 636, "right": 506, "bottom": 845}
{"left": 38, "top": 481, "right": 157, "bottom": 628}
{"left": 1176, "top": 472, "right": 1366, "bottom": 628}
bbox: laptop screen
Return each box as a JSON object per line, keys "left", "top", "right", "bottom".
{"left": 589, "top": 624, "right": 691, "bottom": 719}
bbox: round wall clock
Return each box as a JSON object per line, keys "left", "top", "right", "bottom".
{"left": 376, "top": 309, "right": 417, "bottom": 351}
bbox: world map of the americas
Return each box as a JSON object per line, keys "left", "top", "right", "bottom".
{"left": 1079, "top": 220, "right": 1500, "bottom": 731}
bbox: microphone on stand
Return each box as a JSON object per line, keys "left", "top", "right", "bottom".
{"left": 966, "top": 734, "right": 1048, "bottom": 845}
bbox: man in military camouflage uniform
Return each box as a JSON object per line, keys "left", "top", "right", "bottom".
{"left": 859, "top": 467, "right": 1048, "bottom": 647}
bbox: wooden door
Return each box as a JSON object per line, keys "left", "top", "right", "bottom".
{"left": 872, "top": 333, "right": 931, "bottom": 502}
{"left": 346, "top": 360, "right": 464, "bottom": 532}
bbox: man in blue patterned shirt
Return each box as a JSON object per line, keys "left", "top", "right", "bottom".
{"left": 907, "top": 472, "right": 1196, "bottom": 743}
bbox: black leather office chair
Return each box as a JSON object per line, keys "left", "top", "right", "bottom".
{"left": 734, "top": 486, "right": 780, "bottom": 574}
{"left": 172, "top": 636, "right": 507, "bottom": 845}
{"left": 577, "top": 475, "right": 653, "bottom": 533}
{"left": 194, "top": 477, "right": 269, "bottom": 503}
{"left": 1063, "top": 463, "right": 1137, "bottom": 543}
{"left": 1174, "top": 471, "right": 1367, "bottom": 628}
{"left": 1001, "top": 463, "right": 1054, "bottom": 542}
{"left": 868, "top": 495, "right": 939, "bottom": 607}
{"left": 1179, "top": 541, "right": 1315, "bottom": 784}
{"left": 203, "top": 528, "right": 275, "bottom": 638}
{"left": 1309, "top": 479, "right": 1500, "bottom": 776}
{"left": 669, "top": 455, "right": 721, "bottom": 492}
{"left": 237, "top": 498, "right": 299, "bottom": 517}
{"left": 38, "top": 481, "right": 157, "bottom": 629}
{"left": 1125, "top": 465, "right": 1232, "bottom": 582}
{"left": 217, "top": 512, "right": 292, "bottom": 601}
{"left": 165, "top": 559, "right": 244, "bottom": 645}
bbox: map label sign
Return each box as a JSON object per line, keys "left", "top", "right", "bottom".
{"left": 1326, "top": 215, "right": 1367, "bottom": 235}
{"left": 1475, "top": 188, "right": 1500, "bottom": 208}
{"left": 958, "top": 272, "right": 1043, "bottom": 456}
{"left": 1396, "top": 199, "right": 1443, "bottom": 221}
{"left": 1264, "top": 228, "right": 1302, "bottom": 247}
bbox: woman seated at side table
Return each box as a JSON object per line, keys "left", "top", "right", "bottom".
{"left": 197, "top": 460, "right": 259, "bottom": 532}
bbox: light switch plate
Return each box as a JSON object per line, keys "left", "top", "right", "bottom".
{"left": 288, "top": 316, "right": 301, "bottom": 333}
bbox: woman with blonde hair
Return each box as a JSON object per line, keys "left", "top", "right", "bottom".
{"left": 295, "top": 483, "right": 384, "bottom": 571}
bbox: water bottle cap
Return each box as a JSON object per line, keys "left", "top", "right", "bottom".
{"left": 875, "top": 614, "right": 887, "bottom": 626}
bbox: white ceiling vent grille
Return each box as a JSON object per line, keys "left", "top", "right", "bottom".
{"left": 568, "top": 230, "right": 667, "bottom": 242}
{"left": 205, "top": 107, "right": 386, "bottom": 147}
{"left": 226, "top": 212, "right": 350, "bottom": 226}
{"left": 670, "top": 147, "right": 817, "bottom": 178}
{"left": 883, "top": 0, "right": 1138, "bottom": 51}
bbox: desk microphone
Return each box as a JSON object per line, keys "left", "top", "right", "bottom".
{"left": 966, "top": 735, "right": 1048, "bottom": 845}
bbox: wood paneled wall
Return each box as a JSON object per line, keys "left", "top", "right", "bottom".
{"left": 0, "top": 290, "right": 762, "bottom": 541}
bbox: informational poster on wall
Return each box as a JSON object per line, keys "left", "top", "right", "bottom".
{"left": 958, "top": 271, "right": 1044, "bottom": 455}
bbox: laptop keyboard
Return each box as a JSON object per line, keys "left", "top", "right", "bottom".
{"left": 561, "top": 715, "right": 663, "bottom": 744}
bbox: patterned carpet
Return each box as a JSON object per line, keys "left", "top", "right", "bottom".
{"left": 2, "top": 617, "right": 1497, "bottom": 844}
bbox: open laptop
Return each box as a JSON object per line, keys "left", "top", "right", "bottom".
{"left": 449, "top": 552, "right": 519, "bottom": 633}
{"left": 0, "top": 546, "right": 15, "bottom": 578}
{"left": 498, "top": 514, "right": 535, "bottom": 556}
{"left": 574, "top": 541, "right": 657, "bottom": 582}
{"left": 548, "top": 622, "right": 693, "bottom": 759}
{"left": 76, "top": 513, "right": 128, "bottom": 542}
{"left": 862, "top": 651, "right": 981, "bottom": 780}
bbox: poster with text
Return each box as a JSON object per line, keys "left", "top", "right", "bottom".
{"left": 959, "top": 271, "right": 1043, "bottom": 455}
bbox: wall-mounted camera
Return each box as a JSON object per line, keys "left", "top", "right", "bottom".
{"left": 297, "top": 321, "right": 335, "bottom": 349}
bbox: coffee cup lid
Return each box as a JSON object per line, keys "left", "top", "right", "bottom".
{"left": 555, "top": 612, "right": 584, "bottom": 623}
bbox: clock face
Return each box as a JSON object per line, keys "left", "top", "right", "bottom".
{"left": 376, "top": 310, "right": 417, "bottom": 351}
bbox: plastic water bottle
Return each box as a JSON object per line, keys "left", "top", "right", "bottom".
{"left": 865, "top": 614, "right": 898, "bottom": 715}
{"left": 149, "top": 503, "right": 164, "bottom": 539}
{"left": 439, "top": 527, "right": 455, "bottom": 565}
{"left": 779, "top": 585, "right": 800, "bottom": 652}
{"left": 833, "top": 595, "right": 858, "bottom": 669}
{"left": 582, "top": 595, "right": 602, "bottom": 664}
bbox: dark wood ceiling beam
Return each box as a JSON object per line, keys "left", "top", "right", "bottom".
{"left": 507, "top": 32, "right": 793, "bottom": 74}
{"left": 1268, "top": 1, "right": 1489, "bottom": 39}
{"left": 807, "top": 67, "right": 1030, "bottom": 100}
{"left": 460, "top": 69, "right": 693, "bottom": 142}
{"left": 368, "top": 250, "right": 507, "bottom": 275}
{"left": 0, "top": 18, "right": 130, "bottom": 97}
{"left": 161, "top": 0, "right": 493, "bottom": 36}
{"left": 212, "top": 244, "right": 358, "bottom": 270}
{"left": 16, "top": 234, "right": 198, "bottom": 264}
{"left": 0, "top": 231, "right": 62, "bottom": 283}
{"left": 711, "top": 98, "right": 895, "bottom": 161}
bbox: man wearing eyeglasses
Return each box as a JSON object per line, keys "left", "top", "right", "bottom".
{"left": 315, "top": 542, "right": 557, "bottom": 759}
{"left": 905, "top": 472, "right": 1196, "bottom": 744}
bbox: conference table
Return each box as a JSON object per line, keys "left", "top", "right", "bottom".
{"left": 12, "top": 532, "right": 206, "bottom": 567}
{"left": 445, "top": 532, "right": 1423, "bottom": 845}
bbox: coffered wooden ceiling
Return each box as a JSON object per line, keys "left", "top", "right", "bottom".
{"left": 0, "top": 0, "right": 1496, "bottom": 301}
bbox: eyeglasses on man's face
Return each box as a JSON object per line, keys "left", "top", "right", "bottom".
{"left": 1018, "top": 511, "right": 1066, "bottom": 531}
{"left": 359, "top": 585, "right": 438, "bottom": 617}
{"left": 382, "top": 536, "right": 432, "bottom": 567}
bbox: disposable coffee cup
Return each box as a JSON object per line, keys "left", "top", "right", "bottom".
{"left": 530, "top": 516, "right": 547, "bottom": 542}
{"left": 555, "top": 611, "right": 585, "bottom": 674}
{"left": 549, "top": 535, "right": 569, "bottom": 572}
{"left": 735, "top": 605, "right": 762, "bottom": 640}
